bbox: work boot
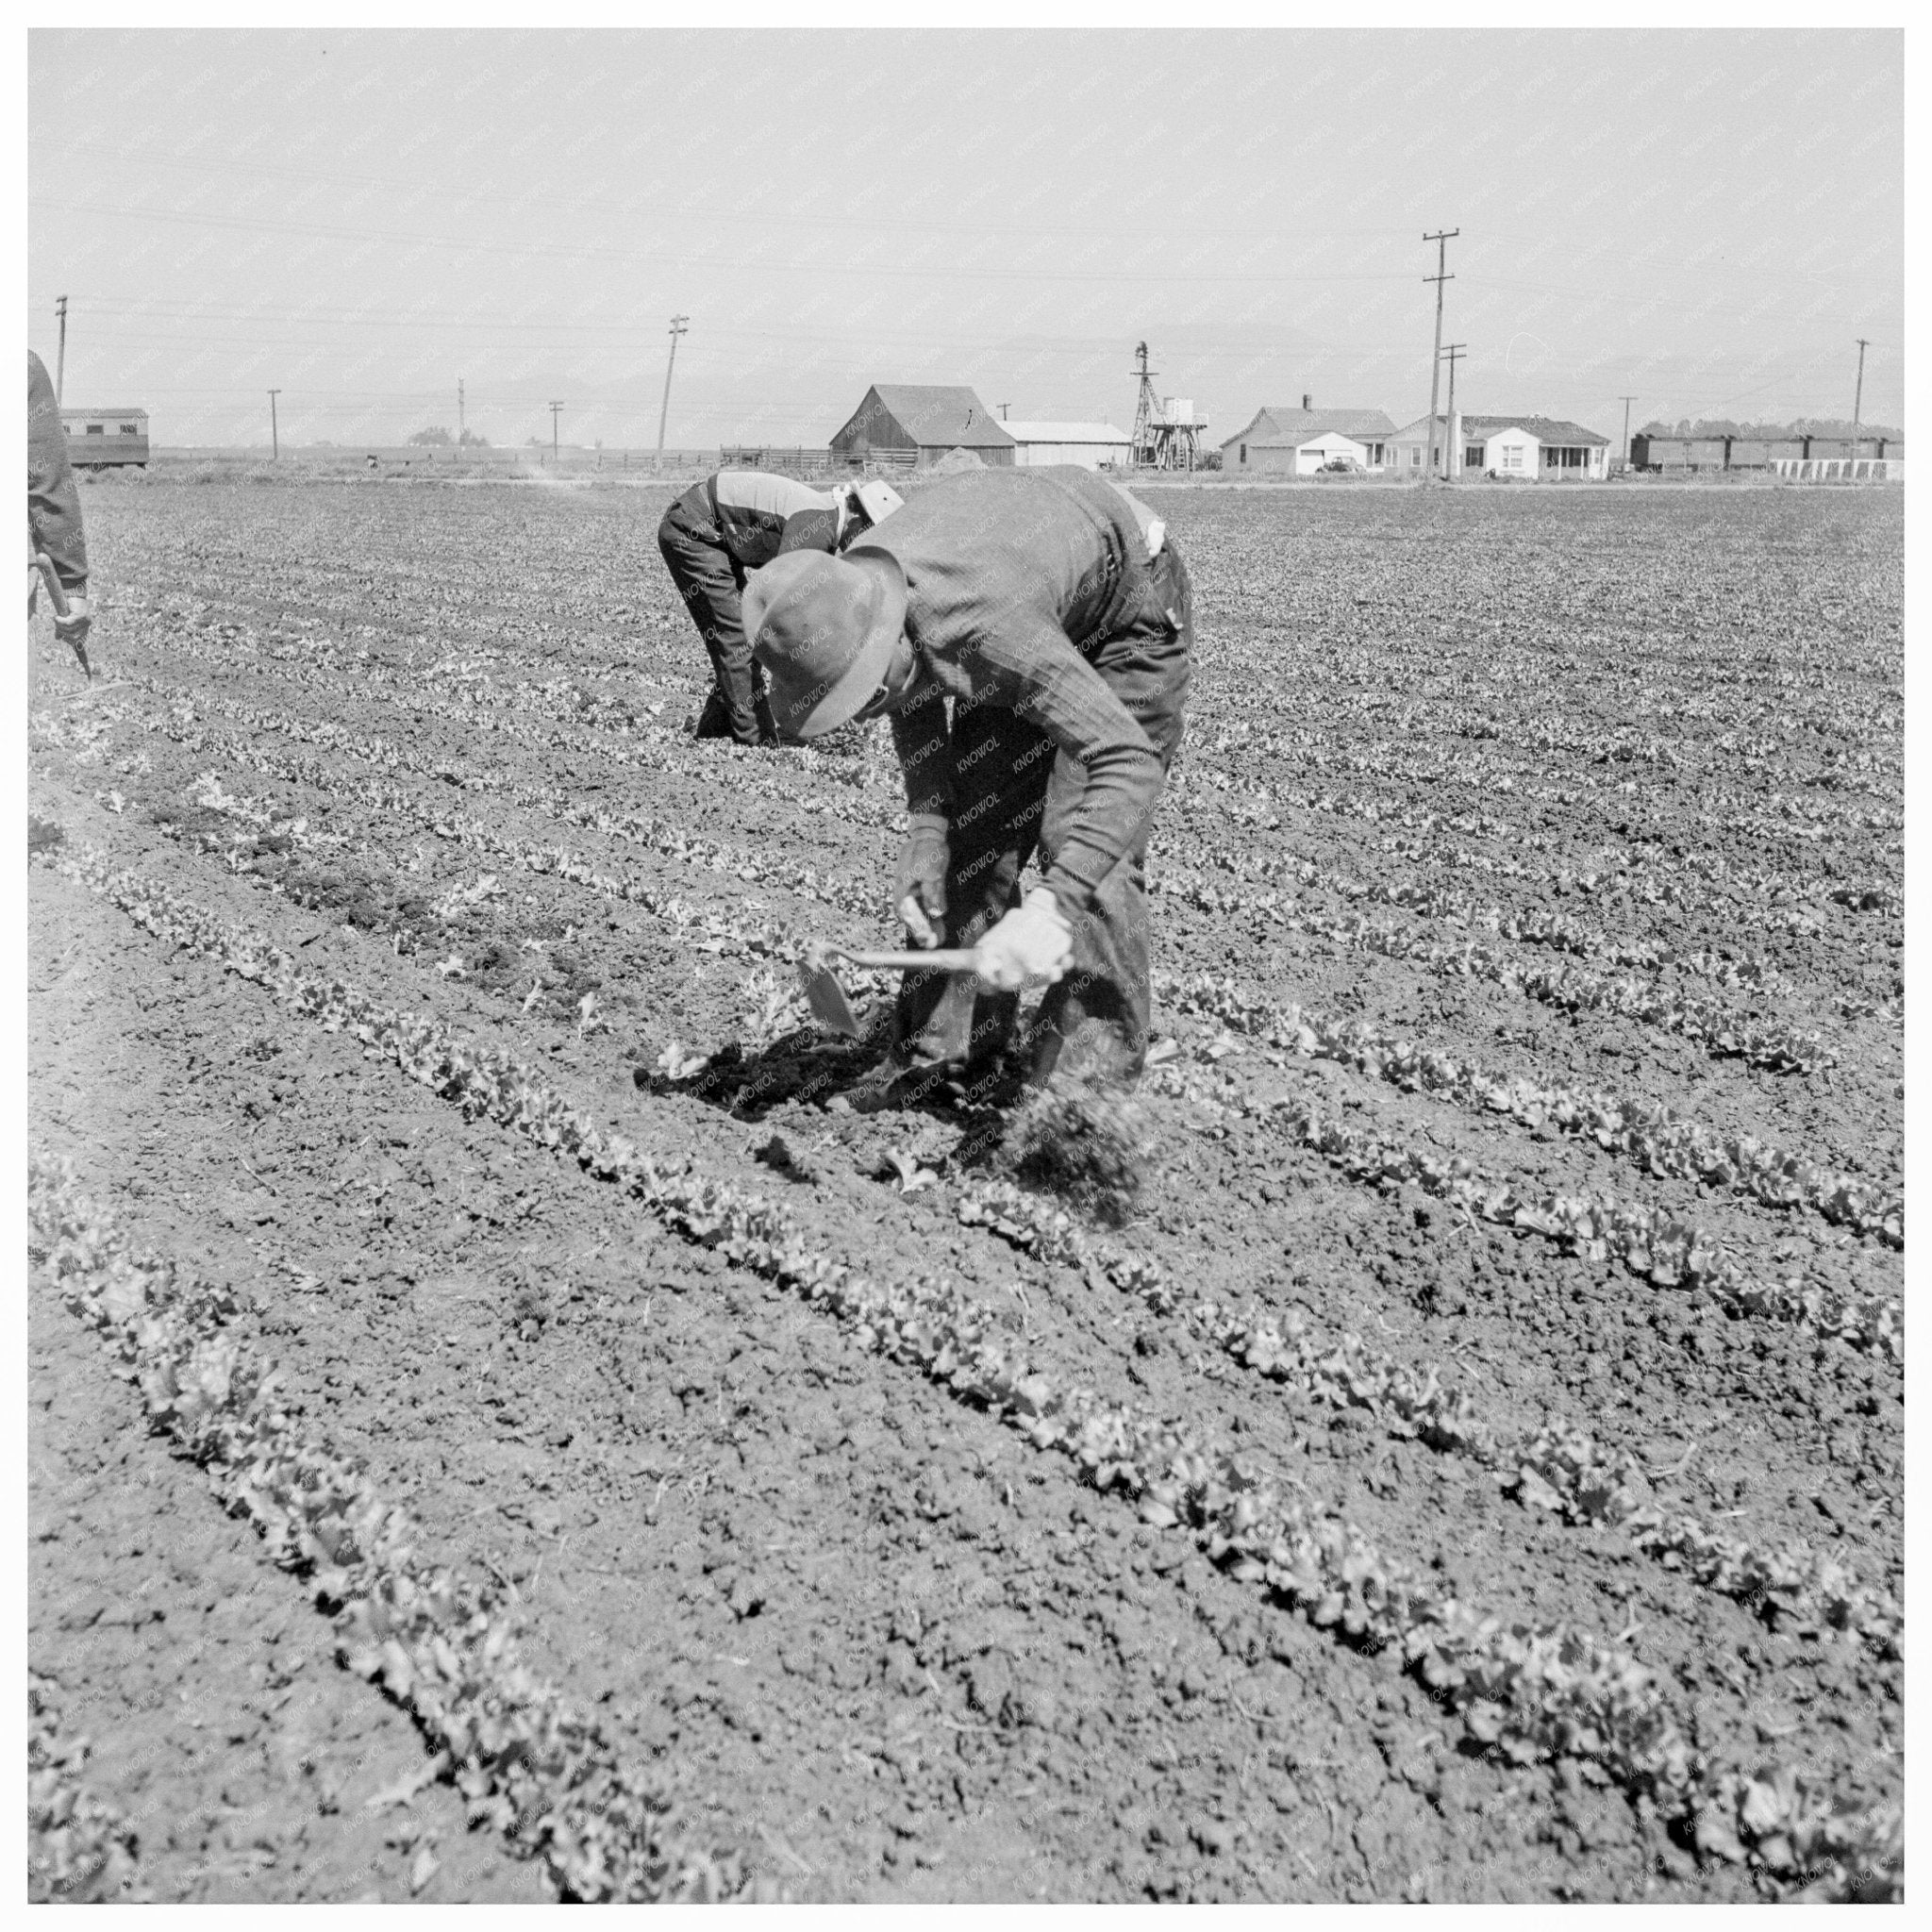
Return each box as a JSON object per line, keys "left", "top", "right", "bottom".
{"left": 833, "top": 1053, "right": 955, "bottom": 1116}
{"left": 692, "top": 688, "right": 735, "bottom": 740}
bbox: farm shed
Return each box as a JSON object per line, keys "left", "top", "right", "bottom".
{"left": 61, "top": 406, "right": 150, "bottom": 468}
{"left": 998, "top": 421, "right": 1133, "bottom": 470}
{"left": 828, "top": 385, "right": 1015, "bottom": 471}
{"left": 1220, "top": 405, "right": 1395, "bottom": 475}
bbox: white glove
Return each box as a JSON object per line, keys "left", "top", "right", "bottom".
{"left": 975, "top": 888, "right": 1073, "bottom": 991}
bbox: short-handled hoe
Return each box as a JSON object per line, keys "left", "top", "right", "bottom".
{"left": 32, "top": 550, "right": 92, "bottom": 680}
{"left": 797, "top": 939, "right": 982, "bottom": 1039}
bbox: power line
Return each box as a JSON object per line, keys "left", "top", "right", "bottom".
{"left": 27, "top": 142, "right": 1425, "bottom": 246}
{"left": 27, "top": 197, "right": 1424, "bottom": 287}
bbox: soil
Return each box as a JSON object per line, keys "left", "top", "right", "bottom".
{"left": 27, "top": 476, "right": 1903, "bottom": 1901}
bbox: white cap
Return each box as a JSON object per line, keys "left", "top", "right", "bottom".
{"left": 853, "top": 479, "right": 905, "bottom": 525}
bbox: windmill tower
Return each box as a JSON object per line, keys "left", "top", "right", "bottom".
{"left": 1129, "top": 341, "right": 1204, "bottom": 471}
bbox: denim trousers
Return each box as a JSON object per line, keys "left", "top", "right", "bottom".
{"left": 656, "top": 493, "right": 777, "bottom": 745}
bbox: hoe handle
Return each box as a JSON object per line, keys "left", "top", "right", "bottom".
{"left": 841, "top": 948, "right": 982, "bottom": 974}
{"left": 32, "top": 551, "right": 71, "bottom": 618}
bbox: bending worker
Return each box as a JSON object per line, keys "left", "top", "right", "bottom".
{"left": 658, "top": 470, "right": 903, "bottom": 746}
{"left": 742, "top": 464, "right": 1189, "bottom": 1109}
{"left": 27, "top": 349, "right": 92, "bottom": 661}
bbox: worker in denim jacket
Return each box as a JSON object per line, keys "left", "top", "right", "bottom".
{"left": 743, "top": 465, "right": 1188, "bottom": 1108}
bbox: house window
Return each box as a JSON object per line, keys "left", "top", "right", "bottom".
{"left": 84, "top": 423, "right": 105, "bottom": 435}
{"left": 1464, "top": 446, "right": 1483, "bottom": 469}
{"left": 1408, "top": 446, "right": 1422, "bottom": 468}
{"left": 120, "top": 423, "right": 140, "bottom": 436}
{"left": 1501, "top": 445, "right": 1523, "bottom": 471}
{"left": 1239, "top": 444, "right": 1247, "bottom": 464}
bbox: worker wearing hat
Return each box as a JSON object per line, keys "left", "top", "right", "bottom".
{"left": 658, "top": 471, "right": 904, "bottom": 746}
{"left": 743, "top": 464, "right": 1190, "bottom": 1108}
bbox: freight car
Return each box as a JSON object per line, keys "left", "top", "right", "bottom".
{"left": 1629, "top": 431, "right": 1903, "bottom": 475}
{"left": 62, "top": 407, "right": 150, "bottom": 469}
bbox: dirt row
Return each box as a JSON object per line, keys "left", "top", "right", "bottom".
{"left": 28, "top": 478, "right": 1903, "bottom": 1900}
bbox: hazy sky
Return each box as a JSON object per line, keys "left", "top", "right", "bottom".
{"left": 28, "top": 28, "right": 1904, "bottom": 449}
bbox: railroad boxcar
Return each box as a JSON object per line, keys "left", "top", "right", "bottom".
{"left": 61, "top": 407, "right": 150, "bottom": 469}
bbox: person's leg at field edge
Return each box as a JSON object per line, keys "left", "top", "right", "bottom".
{"left": 657, "top": 502, "right": 773, "bottom": 745}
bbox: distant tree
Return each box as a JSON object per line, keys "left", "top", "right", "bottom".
{"left": 408, "top": 425, "right": 454, "bottom": 446}
{"left": 458, "top": 428, "right": 490, "bottom": 447}
{"left": 525, "top": 436, "right": 544, "bottom": 447}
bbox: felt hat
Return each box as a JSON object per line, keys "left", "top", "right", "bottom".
{"left": 744, "top": 550, "right": 906, "bottom": 741}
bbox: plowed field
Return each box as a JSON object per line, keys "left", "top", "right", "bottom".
{"left": 27, "top": 477, "right": 1903, "bottom": 1902}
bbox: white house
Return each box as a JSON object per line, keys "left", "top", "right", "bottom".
{"left": 1218, "top": 405, "right": 1396, "bottom": 475}
{"left": 998, "top": 421, "right": 1134, "bottom": 470}
{"left": 1385, "top": 413, "right": 1610, "bottom": 479}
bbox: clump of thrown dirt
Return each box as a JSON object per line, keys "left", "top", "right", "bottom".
{"left": 1000, "top": 1074, "right": 1152, "bottom": 1227}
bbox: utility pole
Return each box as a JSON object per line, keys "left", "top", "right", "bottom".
{"left": 55, "top": 295, "right": 69, "bottom": 403}
{"left": 1440, "top": 344, "right": 1466, "bottom": 479}
{"left": 1422, "top": 228, "right": 1458, "bottom": 485}
{"left": 549, "top": 400, "right": 563, "bottom": 463}
{"left": 998, "top": 403, "right": 1009, "bottom": 420}
{"left": 268, "top": 388, "right": 281, "bottom": 459}
{"left": 1618, "top": 395, "right": 1637, "bottom": 471}
{"left": 656, "top": 314, "right": 689, "bottom": 474}
{"left": 1851, "top": 338, "right": 1871, "bottom": 460}
{"left": 458, "top": 377, "right": 465, "bottom": 445}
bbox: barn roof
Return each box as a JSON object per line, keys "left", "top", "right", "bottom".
{"left": 1222, "top": 406, "right": 1394, "bottom": 449}
{"left": 868, "top": 385, "right": 1015, "bottom": 448}
{"left": 998, "top": 421, "right": 1133, "bottom": 444}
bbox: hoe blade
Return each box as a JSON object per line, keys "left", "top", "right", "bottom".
{"left": 797, "top": 953, "right": 864, "bottom": 1038}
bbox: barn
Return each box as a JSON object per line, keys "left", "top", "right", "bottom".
{"left": 828, "top": 385, "right": 1015, "bottom": 470}
{"left": 998, "top": 421, "right": 1133, "bottom": 470}
{"left": 1219, "top": 405, "right": 1395, "bottom": 475}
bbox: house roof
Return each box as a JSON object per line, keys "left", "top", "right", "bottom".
{"left": 1460, "top": 414, "right": 1608, "bottom": 446}
{"left": 867, "top": 385, "right": 1016, "bottom": 448}
{"left": 998, "top": 421, "right": 1132, "bottom": 444}
{"left": 1220, "top": 406, "right": 1395, "bottom": 450}
{"left": 1391, "top": 412, "right": 1607, "bottom": 446}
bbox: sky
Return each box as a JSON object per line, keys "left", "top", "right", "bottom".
{"left": 27, "top": 28, "right": 1905, "bottom": 451}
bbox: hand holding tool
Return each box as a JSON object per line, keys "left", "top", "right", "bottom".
{"left": 32, "top": 551, "right": 92, "bottom": 679}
